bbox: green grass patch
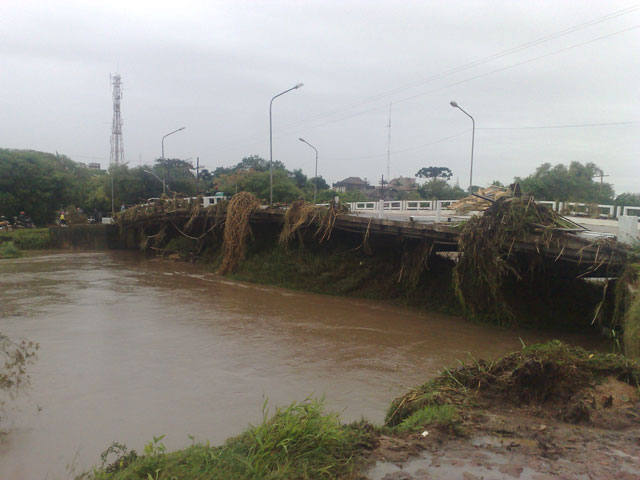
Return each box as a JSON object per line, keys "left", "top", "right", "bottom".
{"left": 623, "top": 288, "right": 640, "bottom": 358}
{"left": 222, "top": 236, "right": 461, "bottom": 315}
{"left": 0, "top": 228, "right": 51, "bottom": 249}
{"left": 396, "top": 404, "right": 457, "bottom": 432}
{"left": 385, "top": 340, "right": 640, "bottom": 427}
{"left": 164, "top": 236, "right": 200, "bottom": 255}
{"left": 0, "top": 241, "right": 22, "bottom": 259}
{"left": 87, "top": 398, "right": 375, "bottom": 480}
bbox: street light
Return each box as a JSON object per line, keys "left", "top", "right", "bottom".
{"left": 111, "top": 161, "right": 129, "bottom": 215}
{"left": 144, "top": 169, "right": 168, "bottom": 195}
{"left": 299, "top": 137, "right": 318, "bottom": 204}
{"left": 450, "top": 101, "right": 475, "bottom": 192}
{"left": 270, "top": 83, "right": 303, "bottom": 206}
{"left": 161, "top": 126, "right": 186, "bottom": 195}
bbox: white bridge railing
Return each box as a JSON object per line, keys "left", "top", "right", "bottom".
{"left": 345, "top": 199, "right": 638, "bottom": 219}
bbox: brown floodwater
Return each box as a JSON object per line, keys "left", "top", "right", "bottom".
{"left": 0, "top": 251, "right": 604, "bottom": 479}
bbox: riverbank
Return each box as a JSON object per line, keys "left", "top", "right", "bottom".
{"left": 85, "top": 341, "right": 640, "bottom": 479}
{"left": 0, "top": 228, "right": 51, "bottom": 251}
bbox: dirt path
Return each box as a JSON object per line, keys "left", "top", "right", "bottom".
{"left": 366, "top": 378, "right": 640, "bottom": 479}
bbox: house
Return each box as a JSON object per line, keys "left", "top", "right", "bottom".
{"left": 388, "top": 177, "right": 417, "bottom": 191}
{"left": 332, "top": 176, "right": 369, "bottom": 193}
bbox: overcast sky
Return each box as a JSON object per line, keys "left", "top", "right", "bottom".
{"left": 1, "top": 0, "right": 638, "bottom": 193}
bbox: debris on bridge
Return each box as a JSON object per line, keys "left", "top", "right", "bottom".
{"left": 453, "top": 195, "right": 628, "bottom": 323}
{"left": 217, "top": 192, "right": 260, "bottom": 275}
{"left": 451, "top": 185, "right": 511, "bottom": 214}
{"left": 279, "top": 199, "right": 344, "bottom": 247}
{"left": 111, "top": 191, "right": 633, "bottom": 336}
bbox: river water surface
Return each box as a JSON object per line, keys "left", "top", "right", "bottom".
{"left": 0, "top": 252, "right": 603, "bottom": 479}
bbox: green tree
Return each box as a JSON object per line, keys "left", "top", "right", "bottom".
{"left": 615, "top": 193, "right": 640, "bottom": 207}
{"left": 417, "top": 179, "right": 466, "bottom": 200}
{"left": 153, "top": 158, "right": 196, "bottom": 196}
{"left": 0, "top": 149, "right": 95, "bottom": 224}
{"left": 516, "top": 162, "right": 614, "bottom": 203}
{"left": 415, "top": 166, "right": 453, "bottom": 180}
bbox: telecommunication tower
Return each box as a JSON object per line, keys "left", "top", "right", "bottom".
{"left": 110, "top": 73, "right": 124, "bottom": 165}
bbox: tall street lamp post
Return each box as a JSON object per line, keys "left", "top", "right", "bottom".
{"left": 161, "top": 126, "right": 186, "bottom": 195}
{"left": 270, "top": 83, "right": 303, "bottom": 206}
{"left": 299, "top": 137, "right": 318, "bottom": 204}
{"left": 144, "top": 169, "right": 167, "bottom": 195}
{"left": 450, "top": 101, "right": 475, "bottom": 192}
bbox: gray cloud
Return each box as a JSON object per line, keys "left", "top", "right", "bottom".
{"left": 1, "top": 0, "right": 638, "bottom": 192}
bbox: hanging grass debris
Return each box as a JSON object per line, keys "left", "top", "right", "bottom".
{"left": 218, "top": 192, "right": 261, "bottom": 274}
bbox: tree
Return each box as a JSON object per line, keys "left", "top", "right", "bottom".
{"left": 417, "top": 179, "right": 466, "bottom": 200}
{"left": 309, "top": 176, "right": 329, "bottom": 191}
{"left": 615, "top": 193, "right": 640, "bottom": 207}
{"left": 214, "top": 169, "right": 303, "bottom": 203}
{"left": 0, "top": 149, "right": 96, "bottom": 224}
{"left": 415, "top": 166, "right": 453, "bottom": 180}
{"left": 516, "top": 162, "right": 614, "bottom": 203}
{"left": 153, "top": 158, "right": 196, "bottom": 196}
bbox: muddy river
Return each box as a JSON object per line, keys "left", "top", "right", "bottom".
{"left": 0, "top": 252, "right": 603, "bottom": 478}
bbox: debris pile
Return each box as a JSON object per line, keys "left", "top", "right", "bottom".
{"left": 279, "top": 199, "right": 344, "bottom": 247}
{"left": 217, "top": 192, "right": 261, "bottom": 274}
{"left": 385, "top": 340, "right": 640, "bottom": 428}
{"left": 451, "top": 185, "right": 511, "bottom": 214}
{"left": 453, "top": 195, "right": 594, "bottom": 323}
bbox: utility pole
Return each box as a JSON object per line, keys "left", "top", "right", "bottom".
{"left": 593, "top": 171, "right": 610, "bottom": 191}
{"left": 386, "top": 103, "right": 392, "bottom": 183}
{"left": 196, "top": 157, "right": 200, "bottom": 194}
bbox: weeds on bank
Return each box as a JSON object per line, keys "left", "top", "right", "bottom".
{"left": 87, "top": 398, "right": 375, "bottom": 480}
{"left": 385, "top": 340, "right": 640, "bottom": 428}
{"left": 0, "top": 241, "right": 22, "bottom": 258}
{"left": 0, "top": 228, "right": 51, "bottom": 249}
{"left": 396, "top": 404, "right": 458, "bottom": 433}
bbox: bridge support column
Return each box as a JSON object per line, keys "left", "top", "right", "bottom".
{"left": 619, "top": 216, "right": 639, "bottom": 245}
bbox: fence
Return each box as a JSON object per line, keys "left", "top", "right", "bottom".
{"left": 345, "top": 199, "right": 638, "bottom": 219}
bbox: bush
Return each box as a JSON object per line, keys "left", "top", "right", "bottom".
{"left": 89, "top": 398, "right": 374, "bottom": 480}
{"left": 0, "top": 228, "right": 51, "bottom": 249}
{"left": 0, "top": 241, "right": 21, "bottom": 259}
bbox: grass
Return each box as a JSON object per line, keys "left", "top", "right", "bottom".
{"left": 623, "top": 285, "right": 640, "bottom": 358}
{"left": 221, "top": 235, "right": 461, "bottom": 315}
{"left": 385, "top": 340, "right": 640, "bottom": 428}
{"left": 396, "top": 404, "right": 458, "bottom": 432}
{"left": 0, "top": 241, "right": 22, "bottom": 259}
{"left": 0, "top": 228, "right": 51, "bottom": 249}
{"left": 86, "top": 398, "right": 375, "bottom": 480}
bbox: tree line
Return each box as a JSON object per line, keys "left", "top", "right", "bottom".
{"left": 1, "top": 148, "right": 638, "bottom": 225}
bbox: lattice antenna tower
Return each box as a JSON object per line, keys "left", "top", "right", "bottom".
{"left": 110, "top": 73, "right": 124, "bottom": 165}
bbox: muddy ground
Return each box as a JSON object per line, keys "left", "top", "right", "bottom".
{"left": 366, "top": 377, "right": 640, "bottom": 479}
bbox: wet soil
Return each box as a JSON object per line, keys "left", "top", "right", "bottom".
{"left": 367, "top": 377, "right": 640, "bottom": 479}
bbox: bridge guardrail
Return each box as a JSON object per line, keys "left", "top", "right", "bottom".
{"left": 345, "top": 198, "right": 637, "bottom": 219}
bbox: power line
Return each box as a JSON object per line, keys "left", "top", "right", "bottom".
{"left": 276, "top": 5, "right": 640, "bottom": 130}
{"left": 478, "top": 120, "right": 640, "bottom": 130}
{"left": 326, "top": 128, "right": 471, "bottom": 162}
{"left": 273, "top": 23, "right": 640, "bottom": 139}
{"left": 216, "top": 21, "right": 639, "bottom": 157}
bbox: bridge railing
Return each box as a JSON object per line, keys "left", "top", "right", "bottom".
{"left": 345, "top": 199, "right": 637, "bottom": 219}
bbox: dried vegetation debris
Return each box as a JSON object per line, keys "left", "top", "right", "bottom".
{"left": 453, "top": 195, "right": 628, "bottom": 322}
{"left": 385, "top": 341, "right": 640, "bottom": 429}
{"left": 217, "top": 192, "right": 261, "bottom": 274}
{"left": 279, "top": 199, "right": 345, "bottom": 247}
{"left": 451, "top": 185, "right": 511, "bottom": 214}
